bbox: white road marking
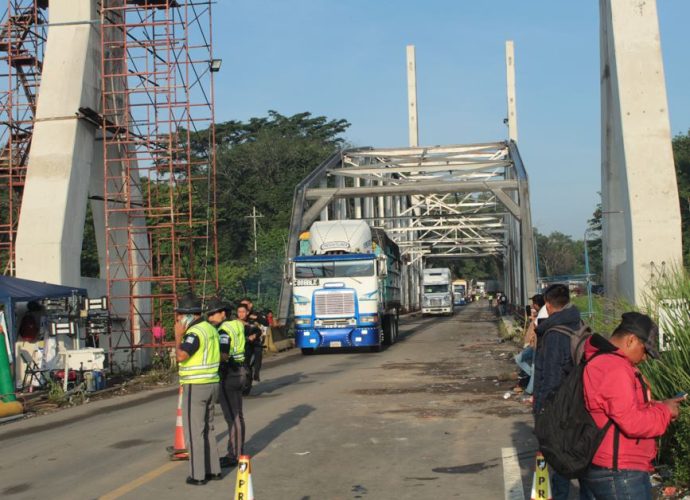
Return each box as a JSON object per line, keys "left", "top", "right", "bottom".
{"left": 502, "top": 447, "right": 525, "bottom": 500}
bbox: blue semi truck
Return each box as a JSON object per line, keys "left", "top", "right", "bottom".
{"left": 291, "top": 220, "right": 401, "bottom": 353}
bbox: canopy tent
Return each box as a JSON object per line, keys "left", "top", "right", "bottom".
{"left": 0, "top": 275, "right": 87, "bottom": 350}
{"left": 0, "top": 275, "right": 86, "bottom": 303}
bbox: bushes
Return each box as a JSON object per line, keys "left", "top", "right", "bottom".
{"left": 576, "top": 269, "right": 690, "bottom": 486}
{"left": 660, "top": 406, "right": 690, "bottom": 487}
{"left": 639, "top": 268, "right": 690, "bottom": 486}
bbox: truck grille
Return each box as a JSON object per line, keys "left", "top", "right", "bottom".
{"left": 314, "top": 291, "right": 355, "bottom": 317}
{"left": 431, "top": 297, "right": 443, "bottom": 306}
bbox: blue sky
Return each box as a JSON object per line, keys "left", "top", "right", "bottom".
{"left": 212, "top": 1, "right": 690, "bottom": 238}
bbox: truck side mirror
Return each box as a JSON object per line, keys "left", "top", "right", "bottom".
{"left": 378, "top": 258, "right": 388, "bottom": 277}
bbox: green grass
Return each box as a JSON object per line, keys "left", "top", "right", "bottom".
{"left": 571, "top": 294, "right": 624, "bottom": 335}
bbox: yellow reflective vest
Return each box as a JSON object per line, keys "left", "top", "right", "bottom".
{"left": 179, "top": 320, "right": 220, "bottom": 385}
{"left": 219, "top": 319, "right": 246, "bottom": 364}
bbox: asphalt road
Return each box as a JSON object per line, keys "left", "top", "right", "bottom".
{"left": 0, "top": 302, "right": 538, "bottom": 500}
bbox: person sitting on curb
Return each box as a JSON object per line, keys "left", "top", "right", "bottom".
{"left": 581, "top": 312, "right": 684, "bottom": 500}
{"left": 514, "top": 293, "right": 546, "bottom": 396}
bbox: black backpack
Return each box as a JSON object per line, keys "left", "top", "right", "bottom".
{"left": 548, "top": 321, "right": 592, "bottom": 365}
{"left": 535, "top": 351, "right": 619, "bottom": 479}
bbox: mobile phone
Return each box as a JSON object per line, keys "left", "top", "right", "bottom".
{"left": 674, "top": 391, "right": 688, "bottom": 399}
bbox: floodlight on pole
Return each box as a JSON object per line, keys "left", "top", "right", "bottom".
{"left": 210, "top": 59, "right": 222, "bottom": 72}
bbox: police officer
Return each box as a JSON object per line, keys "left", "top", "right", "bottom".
{"left": 174, "top": 292, "right": 222, "bottom": 485}
{"left": 240, "top": 298, "right": 268, "bottom": 382}
{"left": 206, "top": 297, "right": 247, "bottom": 469}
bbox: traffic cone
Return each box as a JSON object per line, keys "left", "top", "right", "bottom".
{"left": 235, "top": 455, "right": 254, "bottom": 500}
{"left": 166, "top": 385, "right": 189, "bottom": 461}
{"left": 530, "top": 452, "right": 552, "bottom": 500}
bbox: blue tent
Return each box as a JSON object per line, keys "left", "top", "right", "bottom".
{"left": 0, "top": 275, "right": 86, "bottom": 350}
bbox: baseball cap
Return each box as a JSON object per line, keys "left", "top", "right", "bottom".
{"left": 616, "top": 312, "right": 660, "bottom": 359}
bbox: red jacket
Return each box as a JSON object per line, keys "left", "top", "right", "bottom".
{"left": 582, "top": 334, "right": 672, "bottom": 471}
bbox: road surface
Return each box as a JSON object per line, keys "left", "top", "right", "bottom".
{"left": 0, "top": 302, "right": 538, "bottom": 499}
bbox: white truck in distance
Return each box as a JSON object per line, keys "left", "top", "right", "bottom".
{"left": 422, "top": 268, "right": 453, "bottom": 315}
{"left": 291, "top": 220, "right": 401, "bottom": 353}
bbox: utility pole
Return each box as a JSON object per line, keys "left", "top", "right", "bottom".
{"left": 245, "top": 206, "right": 263, "bottom": 264}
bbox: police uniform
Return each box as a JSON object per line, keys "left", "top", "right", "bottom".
{"left": 218, "top": 318, "right": 247, "bottom": 466}
{"left": 245, "top": 308, "right": 268, "bottom": 382}
{"left": 178, "top": 313, "right": 221, "bottom": 483}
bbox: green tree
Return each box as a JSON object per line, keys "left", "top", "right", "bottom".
{"left": 585, "top": 202, "right": 603, "bottom": 281}
{"left": 448, "top": 257, "right": 502, "bottom": 282}
{"left": 672, "top": 131, "right": 690, "bottom": 266}
{"left": 210, "top": 111, "right": 351, "bottom": 310}
{"left": 535, "top": 229, "right": 584, "bottom": 277}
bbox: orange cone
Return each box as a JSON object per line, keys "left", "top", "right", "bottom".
{"left": 167, "top": 385, "right": 189, "bottom": 461}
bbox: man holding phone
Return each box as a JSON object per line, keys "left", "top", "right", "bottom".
{"left": 581, "top": 312, "right": 685, "bottom": 499}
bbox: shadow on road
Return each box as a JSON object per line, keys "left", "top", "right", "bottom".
{"left": 247, "top": 371, "right": 314, "bottom": 397}
{"left": 244, "top": 404, "right": 315, "bottom": 457}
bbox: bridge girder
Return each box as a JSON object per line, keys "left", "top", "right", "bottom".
{"left": 278, "top": 141, "right": 537, "bottom": 322}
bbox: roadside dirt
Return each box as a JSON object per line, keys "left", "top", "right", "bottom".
{"left": 350, "top": 304, "right": 531, "bottom": 421}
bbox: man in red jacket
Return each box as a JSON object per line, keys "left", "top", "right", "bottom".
{"left": 582, "top": 312, "right": 684, "bottom": 499}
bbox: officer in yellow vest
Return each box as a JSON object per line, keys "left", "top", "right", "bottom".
{"left": 174, "top": 292, "right": 221, "bottom": 485}
{"left": 206, "top": 297, "right": 247, "bottom": 469}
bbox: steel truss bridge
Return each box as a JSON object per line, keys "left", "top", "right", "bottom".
{"left": 278, "top": 140, "right": 538, "bottom": 321}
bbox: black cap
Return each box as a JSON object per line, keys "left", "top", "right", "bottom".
{"left": 617, "top": 312, "right": 660, "bottom": 359}
{"left": 175, "top": 292, "right": 202, "bottom": 314}
{"left": 206, "top": 297, "right": 230, "bottom": 315}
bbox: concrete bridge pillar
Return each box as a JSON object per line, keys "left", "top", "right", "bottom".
{"left": 15, "top": 0, "right": 100, "bottom": 286}
{"left": 600, "top": 0, "right": 682, "bottom": 304}
{"left": 15, "top": 0, "right": 152, "bottom": 368}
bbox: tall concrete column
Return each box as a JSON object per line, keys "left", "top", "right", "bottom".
{"left": 406, "top": 45, "right": 419, "bottom": 148}
{"left": 16, "top": 0, "right": 152, "bottom": 367}
{"left": 15, "top": 1, "right": 100, "bottom": 286}
{"left": 505, "top": 41, "right": 518, "bottom": 143}
{"left": 600, "top": 0, "right": 682, "bottom": 304}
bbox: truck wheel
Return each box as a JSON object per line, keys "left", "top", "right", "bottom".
{"left": 301, "top": 348, "right": 315, "bottom": 355}
{"left": 393, "top": 314, "right": 400, "bottom": 342}
{"left": 382, "top": 315, "right": 393, "bottom": 345}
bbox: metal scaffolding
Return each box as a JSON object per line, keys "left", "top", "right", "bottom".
{"left": 0, "top": 0, "right": 46, "bottom": 276}
{"left": 99, "top": 0, "right": 218, "bottom": 369}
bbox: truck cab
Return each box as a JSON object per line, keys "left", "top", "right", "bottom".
{"left": 422, "top": 268, "right": 453, "bottom": 315}
{"left": 291, "top": 220, "right": 400, "bottom": 353}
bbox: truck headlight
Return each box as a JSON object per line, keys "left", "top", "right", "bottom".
{"left": 360, "top": 315, "right": 377, "bottom": 323}
{"left": 295, "top": 318, "right": 311, "bottom": 326}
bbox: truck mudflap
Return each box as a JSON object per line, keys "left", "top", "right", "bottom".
{"left": 295, "top": 327, "right": 380, "bottom": 349}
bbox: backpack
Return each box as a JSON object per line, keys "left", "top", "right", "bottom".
{"left": 548, "top": 321, "right": 592, "bottom": 365}
{"left": 535, "top": 351, "right": 618, "bottom": 479}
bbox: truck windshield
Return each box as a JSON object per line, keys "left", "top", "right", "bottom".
{"left": 295, "top": 260, "right": 375, "bottom": 278}
{"left": 453, "top": 286, "right": 466, "bottom": 294}
{"left": 424, "top": 285, "right": 449, "bottom": 294}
